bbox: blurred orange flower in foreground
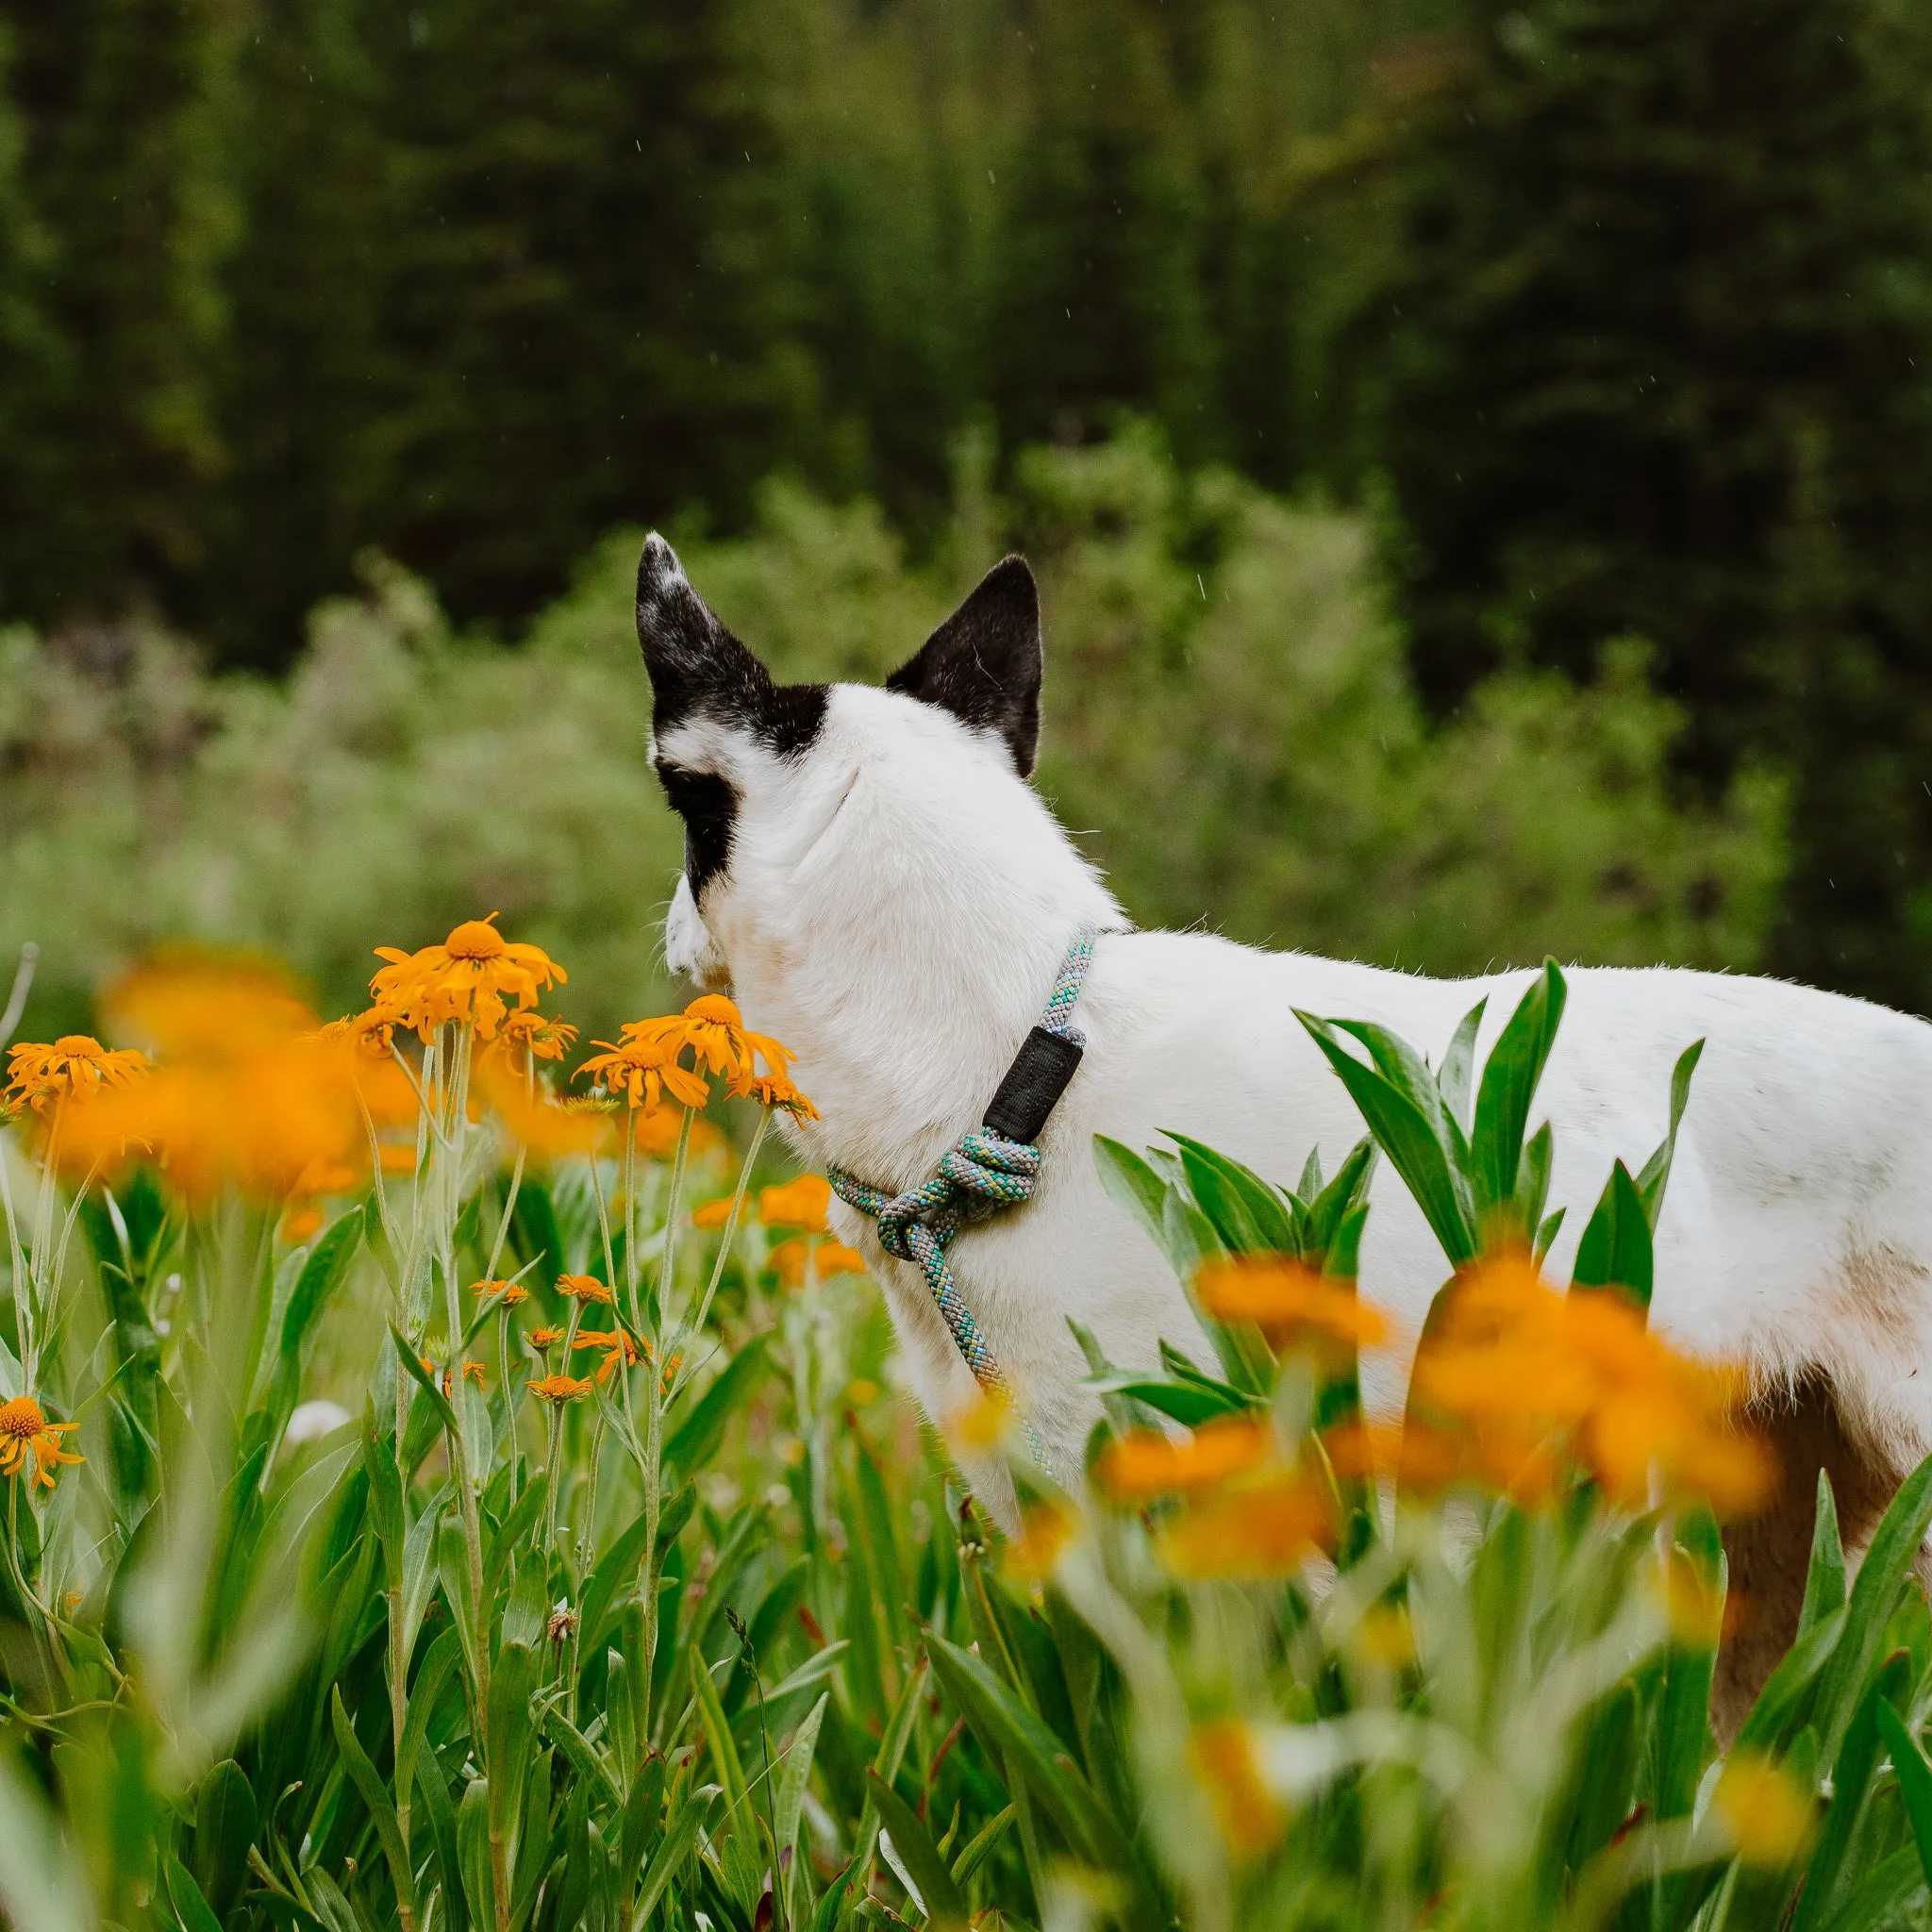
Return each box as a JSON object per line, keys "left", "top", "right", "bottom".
{"left": 1191, "top": 1720, "right": 1286, "bottom": 1857}
{"left": 759, "top": 1174, "right": 830, "bottom": 1231}
{"left": 1158, "top": 1473, "right": 1335, "bottom": 1580}
{"left": 1097, "top": 1416, "right": 1273, "bottom": 1504}
{"left": 1195, "top": 1256, "right": 1391, "bottom": 1355}
{"left": 1407, "top": 1252, "right": 1774, "bottom": 1516}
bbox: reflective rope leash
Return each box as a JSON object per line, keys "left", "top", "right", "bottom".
{"left": 828, "top": 933, "right": 1096, "bottom": 1468}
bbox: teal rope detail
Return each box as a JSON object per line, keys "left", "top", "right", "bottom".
{"left": 827, "top": 933, "right": 1096, "bottom": 1461}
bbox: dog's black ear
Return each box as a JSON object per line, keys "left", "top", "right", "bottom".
{"left": 636, "top": 532, "right": 769, "bottom": 733}
{"left": 886, "top": 556, "right": 1043, "bottom": 775}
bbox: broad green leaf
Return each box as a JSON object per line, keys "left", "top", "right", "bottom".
{"left": 1569, "top": 1160, "right": 1653, "bottom": 1312}
{"left": 1305, "top": 1137, "right": 1376, "bottom": 1262}
{"left": 1082, "top": 1374, "right": 1249, "bottom": 1426}
{"left": 190, "top": 1757, "right": 258, "bottom": 1921}
{"left": 1438, "top": 997, "right": 1487, "bottom": 1131}
{"left": 280, "top": 1210, "right": 363, "bottom": 1365}
{"left": 633, "top": 1784, "right": 715, "bottom": 1930}
{"left": 1813, "top": 1449, "right": 1932, "bottom": 1760}
{"left": 1166, "top": 1133, "right": 1299, "bottom": 1255}
{"left": 1798, "top": 1469, "right": 1847, "bottom": 1641}
{"left": 331, "top": 1687, "right": 415, "bottom": 1916}
{"left": 1736, "top": 1605, "right": 1845, "bottom": 1755}
{"left": 665, "top": 1331, "right": 771, "bottom": 1479}
{"left": 776, "top": 1693, "right": 829, "bottom": 1874}
{"left": 165, "top": 1854, "right": 226, "bottom": 1932}
{"left": 1469, "top": 960, "right": 1565, "bottom": 1225}
{"left": 1297, "top": 1012, "right": 1475, "bottom": 1267}
{"left": 1794, "top": 1651, "right": 1910, "bottom": 1932}
{"left": 486, "top": 1641, "right": 538, "bottom": 1867}
{"left": 868, "top": 1769, "right": 969, "bottom": 1924}
{"left": 1637, "top": 1039, "right": 1705, "bottom": 1228}
{"left": 541, "top": 1705, "right": 624, "bottom": 1811}
{"left": 690, "top": 1644, "right": 748, "bottom": 1816}
{"left": 1876, "top": 1700, "right": 1932, "bottom": 1887}
{"left": 1091, "top": 1136, "right": 1173, "bottom": 1252}
{"left": 398, "top": 1626, "right": 464, "bottom": 1812}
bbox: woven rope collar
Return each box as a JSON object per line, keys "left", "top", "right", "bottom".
{"left": 827, "top": 933, "right": 1096, "bottom": 1458}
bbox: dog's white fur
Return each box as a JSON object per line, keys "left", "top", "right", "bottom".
{"left": 656, "top": 665, "right": 1932, "bottom": 1531}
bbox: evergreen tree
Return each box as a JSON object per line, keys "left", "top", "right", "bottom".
{"left": 1330, "top": 0, "right": 1932, "bottom": 1005}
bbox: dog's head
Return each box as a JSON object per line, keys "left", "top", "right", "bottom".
{"left": 636, "top": 533, "right": 1057, "bottom": 991}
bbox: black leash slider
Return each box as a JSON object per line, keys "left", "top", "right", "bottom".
{"left": 982, "top": 1026, "right": 1084, "bottom": 1144}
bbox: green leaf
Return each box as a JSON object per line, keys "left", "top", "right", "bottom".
{"left": 1166, "top": 1134, "right": 1299, "bottom": 1255}
{"left": 165, "top": 1854, "right": 226, "bottom": 1932}
{"left": 1437, "top": 997, "right": 1487, "bottom": 1131}
{"left": 951, "top": 1803, "right": 1015, "bottom": 1886}
{"left": 1813, "top": 1448, "right": 1932, "bottom": 1761}
{"left": 1637, "top": 1039, "right": 1704, "bottom": 1229}
{"left": 1877, "top": 1700, "right": 1932, "bottom": 1888}
{"left": 191, "top": 1757, "right": 258, "bottom": 1920}
{"left": 1795, "top": 1652, "right": 1910, "bottom": 1932}
{"left": 665, "top": 1332, "right": 771, "bottom": 1480}
{"left": 1297, "top": 1012, "right": 1476, "bottom": 1267}
{"left": 391, "top": 1318, "right": 464, "bottom": 1440}
{"left": 1798, "top": 1469, "right": 1847, "bottom": 1641}
{"left": 330, "top": 1686, "right": 415, "bottom": 1915}
{"left": 398, "top": 1626, "right": 464, "bottom": 1814}
{"left": 1569, "top": 1160, "right": 1653, "bottom": 1312}
{"left": 486, "top": 1641, "right": 538, "bottom": 1868}
{"left": 1469, "top": 960, "right": 1565, "bottom": 1226}
{"left": 458, "top": 1776, "right": 493, "bottom": 1932}
{"left": 541, "top": 1705, "right": 624, "bottom": 1811}
{"left": 1304, "top": 1137, "right": 1376, "bottom": 1263}
{"left": 633, "top": 1784, "right": 715, "bottom": 1930}
{"left": 776, "top": 1694, "right": 829, "bottom": 1882}
{"left": 280, "top": 1210, "right": 363, "bottom": 1365}
{"left": 1081, "top": 1374, "right": 1250, "bottom": 1427}
{"left": 690, "top": 1645, "right": 749, "bottom": 1817}
{"left": 810, "top": 1849, "right": 869, "bottom": 1932}
{"left": 1737, "top": 1605, "right": 1846, "bottom": 1756}
{"left": 1091, "top": 1137, "right": 1173, "bottom": 1252}
{"left": 868, "top": 1769, "right": 969, "bottom": 1925}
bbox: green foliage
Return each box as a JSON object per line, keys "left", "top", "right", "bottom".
{"left": 0, "top": 427, "right": 1785, "bottom": 1046}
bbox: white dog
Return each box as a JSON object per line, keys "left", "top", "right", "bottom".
{"left": 636, "top": 532, "right": 1931, "bottom": 1723}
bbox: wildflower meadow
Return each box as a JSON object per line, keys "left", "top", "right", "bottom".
{"left": 4, "top": 925, "right": 1932, "bottom": 1932}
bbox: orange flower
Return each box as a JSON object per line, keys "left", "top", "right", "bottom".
{"left": 5, "top": 1036, "right": 151, "bottom": 1115}
{"left": 556, "top": 1274, "right": 613, "bottom": 1306}
{"left": 1407, "top": 1253, "right": 1774, "bottom": 1516}
{"left": 279, "top": 1203, "right": 325, "bottom": 1244}
{"left": 0, "top": 1396, "right": 83, "bottom": 1490}
{"left": 435, "top": 1360, "right": 487, "bottom": 1397}
{"left": 1096, "top": 1416, "right": 1273, "bottom": 1504}
{"left": 370, "top": 914, "right": 566, "bottom": 1042}
{"left": 475, "top": 1054, "right": 608, "bottom": 1160}
{"left": 1005, "top": 1498, "right": 1078, "bottom": 1584}
{"left": 759, "top": 1174, "right": 831, "bottom": 1232}
{"left": 816, "top": 1240, "right": 867, "bottom": 1278}
{"left": 674, "top": 993, "right": 793, "bottom": 1084}
{"left": 105, "top": 950, "right": 312, "bottom": 1064}
{"left": 573, "top": 1327, "right": 642, "bottom": 1383}
{"left": 473, "top": 1278, "right": 529, "bottom": 1307}
{"left": 1195, "top": 1257, "right": 1391, "bottom": 1354}
{"left": 529, "top": 1326, "right": 566, "bottom": 1348}
{"left": 692, "top": 1197, "right": 736, "bottom": 1230}
{"left": 730, "top": 1069, "right": 820, "bottom": 1118}
{"left": 527, "top": 1373, "right": 592, "bottom": 1404}
{"left": 575, "top": 1028, "right": 708, "bottom": 1114}
{"left": 1191, "top": 1721, "right": 1286, "bottom": 1857}
{"left": 491, "top": 1009, "right": 579, "bottom": 1063}
{"left": 1157, "top": 1474, "right": 1334, "bottom": 1580}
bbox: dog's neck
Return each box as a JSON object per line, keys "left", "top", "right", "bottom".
{"left": 710, "top": 708, "right": 1124, "bottom": 1186}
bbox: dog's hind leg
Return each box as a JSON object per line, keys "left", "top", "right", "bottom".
{"left": 1712, "top": 1372, "right": 1901, "bottom": 1740}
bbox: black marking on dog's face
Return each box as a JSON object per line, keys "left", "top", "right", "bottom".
{"left": 655, "top": 762, "right": 738, "bottom": 901}
{"left": 637, "top": 533, "right": 829, "bottom": 901}
{"left": 886, "top": 556, "right": 1043, "bottom": 775}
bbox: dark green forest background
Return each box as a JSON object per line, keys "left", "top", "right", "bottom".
{"left": 7, "top": 0, "right": 1932, "bottom": 1016}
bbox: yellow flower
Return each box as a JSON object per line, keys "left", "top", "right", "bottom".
{"left": 1157, "top": 1474, "right": 1333, "bottom": 1580}
{"left": 370, "top": 914, "right": 566, "bottom": 1042}
{"left": 1354, "top": 1605, "right": 1415, "bottom": 1669}
{"left": 1096, "top": 1416, "right": 1273, "bottom": 1505}
{"left": 4, "top": 1036, "right": 151, "bottom": 1115}
{"left": 759, "top": 1174, "right": 831, "bottom": 1232}
{"left": 1714, "top": 1753, "right": 1815, "bottom": 1866}
{"left": 556, "top": 1274, "right": 613, "bottom": 1306}
{"left": 526, "top": 1373, "right": 593, "bottom": 1404}
{"left": 0, "top": 1396, "right": 83, "bottom": 1490}
{"left": 1190, "top": 1721, "right": 1286, "bottom": 1857}
{"left": 473, "top": 1278, "right": 530, "bottom": 1307}
{"left": 1005, "top": 1498, "right": 1078, "bottom": 1584}
{"left": 1195, "top": 1256, "right": 1391, "bottom": 1355}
